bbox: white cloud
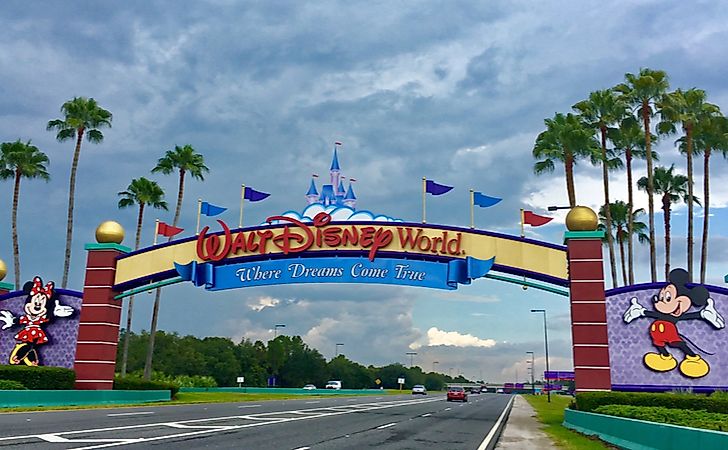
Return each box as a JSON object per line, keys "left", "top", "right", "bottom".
{"left": 411, "top": 327, "right": 497, "bottom": 349}
{"left": 249, "top": 296, "right": 280, "bottom": 312}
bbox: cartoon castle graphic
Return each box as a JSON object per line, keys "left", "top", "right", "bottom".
{"left": 305, "top": 146, "right": 357, "bottom": 209}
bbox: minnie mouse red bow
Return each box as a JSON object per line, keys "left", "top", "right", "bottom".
{"left": 30, "top": 277, "right": 53, "bottom": 298}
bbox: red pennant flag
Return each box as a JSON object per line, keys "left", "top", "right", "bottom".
{"left": 157, "top": 221, "right": 184, "bottom": 237}
{"left": 523, "top": 211, "right": 553, "bottom": 227}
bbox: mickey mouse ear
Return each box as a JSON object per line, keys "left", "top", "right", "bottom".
{"left": 668, "top": 268, "right": 689, "bottom": 285}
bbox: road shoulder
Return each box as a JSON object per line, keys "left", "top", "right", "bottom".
{"left": 496, "top": 395, "right": 556, "bottom": 449}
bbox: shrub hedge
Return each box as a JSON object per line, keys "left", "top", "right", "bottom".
{"left": 113, "top": 376, "right": 180, "bottom": 398}
{"left": 575, "top": 391, "right": 728, "bottom": 414}
{"left": 0, "top": 379, "right": 26, "bottom": 390}
{"left": 0, "top": 365, "right": 75, "bottom": 390}
{"left": 594, "top": 405, "right": 728, "bottom": 432}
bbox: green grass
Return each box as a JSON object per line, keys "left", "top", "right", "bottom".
{"left": 523, "top": 395, "right": 612, "bottom": 449}
{"left": 0, "top": 390, "right": 401, "bottom": 412}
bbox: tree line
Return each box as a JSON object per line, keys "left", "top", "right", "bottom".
{"left": 533, "top": 68, "right": 727, "bottom": 286}
{"left": 118, "top": 330, "right": 467, "bottom": 390}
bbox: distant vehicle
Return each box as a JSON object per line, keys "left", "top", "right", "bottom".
{"left": 302, "top": 384, "right": 317, "bottom": 390}
{"left": 411, "top": 385, "right": 427, "bottom": 395}
{"left": 496, "top": 388, "right": 505, "bottom": 394}
{"left": 325, "top": 380, "right": 342, "bottom": 390}
{"left": 447, "top": 386, "right": 468, "bottom": 402}
{"left": 469, "top": 386, "right": 482, "bottom": 394}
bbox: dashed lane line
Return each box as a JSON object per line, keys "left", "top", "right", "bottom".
{"left": 107, "top": 412, "right": 155, "bottom": 417}
{"left": 237, "top": 404, "right": 262, "bottom": 408}
{"left": 376, "top": 423, "right": 397, "bottom": 429}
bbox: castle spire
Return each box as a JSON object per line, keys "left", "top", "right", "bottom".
{"left": 306, "top": 176, "right": 319, "bottom": 204}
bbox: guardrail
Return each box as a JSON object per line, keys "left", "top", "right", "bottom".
{"left": 0, "top": 390, "right": 171, "bottom": 408}
{"left": 564, "top": 409, "right": 728, "bottom": 450}
{"left": 179, "top": 387, "right": 386, "bottom": 395}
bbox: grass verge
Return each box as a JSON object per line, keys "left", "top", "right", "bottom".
{"left": 0, "top": 390, "right": 404, "bottom": 412}
{"left": 523, "top": 395, "right": 612, "bottom": 449}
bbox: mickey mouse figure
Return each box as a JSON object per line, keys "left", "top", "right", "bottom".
{"left": 623, "top": 268, "right": 725, "bottom": 378}
{"left": 0, "top": 276, "right": 74, "bottom": 366}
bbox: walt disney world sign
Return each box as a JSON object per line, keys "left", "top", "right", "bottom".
{"left": 112, "top": 211, "right": 569, "bottom": 293}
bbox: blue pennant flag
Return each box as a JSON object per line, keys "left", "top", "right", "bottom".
{"left": 200, "top": 201, "right": 227, "bottom": 217}
{"left": 447, "top": 256, "right": 495, "bottom": 287}
{"left": 244, "top": 187, "right": 270, "bottom": 202}
{"left": 174, "top": 261, "right": 214, "bottom": 288}
{"left": 425, "top": 179, "right": 453, "bottom": 196}
{"left": 473, "top": 192, "right": 502, "bottom": 208}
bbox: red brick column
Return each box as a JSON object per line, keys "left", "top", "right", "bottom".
{"left": 565, "top": 231, "right": 611, "bottom": 392}
{"left": 74, "top": 243, "right": 129, "bottom": 390}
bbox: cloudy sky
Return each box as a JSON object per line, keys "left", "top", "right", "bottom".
{"left": 2, "top": 1, "right": 728, "bottom": 383}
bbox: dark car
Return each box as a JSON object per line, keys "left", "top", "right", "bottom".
{"left": 469, "top": 386, "right": 482, "bottom": 394}
{"left": 446, "top": 386, "right": 468, "bottom": 402}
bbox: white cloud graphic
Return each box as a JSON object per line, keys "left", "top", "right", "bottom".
{"left": 264, "top": 203, "right": 402, "bottom": 225}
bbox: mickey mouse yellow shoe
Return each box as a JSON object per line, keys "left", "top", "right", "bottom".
{"left": 679, "top": 355, "right": 709, "bottom": 378}
{"left": 643, "top": 353, "right": 677, "bottom": 372}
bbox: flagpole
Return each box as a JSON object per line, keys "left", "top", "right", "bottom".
{"left": 422, "top": 177, "right": 427, "bottom": 224}
{"left": 520, "top": 208, "right": 525, "bottom": 238}
{"left": 239, "top": 184, "right": 245, "bottom": 228}
{"left": 470, "top": 189, "right": 475, "bottom": 229}
{"left": 153, "top": 219, "right": 159, "bottom": 246}
{"left": 196, "top": 198, "right": 202, "bottom": 235}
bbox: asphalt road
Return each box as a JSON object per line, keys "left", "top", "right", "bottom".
{"left": 0, "top": 393, "right": 514, "bottom": 449}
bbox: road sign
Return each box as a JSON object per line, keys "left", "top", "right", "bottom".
{"left": 236, "top": 377, "right": 245, "bottom": 383}
{"left": 375, "top": 378, "right": 381, "bottom": 385}
{"left": 397, "top": 377, "right": 405, "bottom": 384}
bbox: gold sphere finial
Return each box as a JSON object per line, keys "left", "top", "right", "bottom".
{"left": 96, "top": 221, "right": 125, "bottom": 244}
{"left": 566, "top": 206, "right": 598, "bottom": 231}
{"left": 0, "top": 258, "right": 6, "bottom": 282}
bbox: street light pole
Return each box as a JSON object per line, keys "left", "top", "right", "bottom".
{"left": 335, "top": 343, "right": 344, "bottom": 357}
{"left": 273, "top": 324, "right": 286, "bottom": 338}
{"left": 432, "top": 361, "right": 439, "bottom": 372}
{"left": 526, "top": 351, "right": 535, "bottom": 394}
{"left": 531, "top": 309, "right": 550, "bottom": 402}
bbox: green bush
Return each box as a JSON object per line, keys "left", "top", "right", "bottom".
{"left": 0, "top": 379, "right": 26, "bottom": 390}
{"left": 594, "top": 405, "right": 728, "bottom": 432}
{"left": 127, "top": 370, "right": 217, "bottom": 388}
{"left": 113, "top": 376, "right": 180, "bottom": 397}
{"left": 0, "top": 365, "right": 75, "bottom": 390}
{"left": 575, "top": 391, "right": 728, "bottom": 414}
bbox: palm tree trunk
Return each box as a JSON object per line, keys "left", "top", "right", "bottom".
{"left": 601, "top": 127, "right": 618, "bottom": 288}
{"left": 685, "top": 126, "right": 694, "bottom": 281}
{"left": 700, "top": 147, "right": 711, "bottom": 283}
{"left": 120, "top": 203, "right": 145, "bottom": 377}
{"left": 11, "top": 171, "right": 21, "bottom": 290}
{"left": 144, "top": 169, "right": 186, "bottom": 380}
{"left": 564, "top": 152, "right": 576, "bottom": 207}
{"left": 663, "top": 195, "right": 671, "bottom": 280}
{"left": 618, "top": 227, "right": 628, "bottom": 286}
{"left": 61, "top": 129, "right": 84, "bottom": 288}
{"left": 626, "top": 148, "right": 635, "bottom": 285}
{"left": 643, "top": 104, "right": 657, "bottom": 282}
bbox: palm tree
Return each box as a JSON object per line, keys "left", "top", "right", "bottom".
{"left": 608, "top": 116, "right": 657, "bottom": 284}
{"left": 574, "top": 90, "right": 629, "bottom": 288}
{"left": 657, "top": 88, "right": 720, "bottom": 281}
{"left": 689, "top": 114, "right": 728, "bottom": 283}
{"left": 117, "top": 177, "right": 168, "bottom": 377}
{"left": 0, "top": 141, "right": 50, "bottom": 290}
{"left": 143, "top": 145, "right": 209, "bottom": 380}
{"left": 638, "top": 165, "right": 696, "bottom": 280}
{"left": 533, "top": 113, "right": 599, "bottom": 207}
{"left": 598, "top": 201, "right": 648, "bottom": 285}
{"left": 47, "top": 97, "right": 112, "bottom": 288}
{"left": 615, "top": 69, "right": 669, "bottom": 282}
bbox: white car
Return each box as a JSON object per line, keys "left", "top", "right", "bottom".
{"left": 411, "top": 384, "right": 427, "bottom": 395}
{"left": 325, "top": 380, "right": 342, "bottom": 390}
{"left": 302, "top": 384, "right": 317, "bottom": 390}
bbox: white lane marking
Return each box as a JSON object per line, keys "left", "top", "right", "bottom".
{"left": 377, "top": 422, "right": 397, "bottom": 429}
{"left": 305, "top": 401, "right": 320, "bottom": 404}
{"left": 237, "top": 404, "right": 262, "bottom": 408}
{"left": 293, "top": 447, "right": 310, "bottom": 450}
{"left": 107, "top": 412, "right": 155, "bottom": 417}
{"left": 11, "top": 397, "right": 442, "bottom": 450}
{"left": 476, "top": 396, "right": 515, "bottom": 450}
{"left": 445, "top": 407, "right": 452, "bottom": 411}
{"left": 375, "top": 397, "right": 383, "bottom": 399}
{"left": 421, "top": 413, "right": 431, "bottom": 417}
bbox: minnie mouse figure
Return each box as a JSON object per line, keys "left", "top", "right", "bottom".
{"left": 623, "top": 268, "right": 725, "bottom": 378}
{"left": 0, "top": 276, "right": 74, "bottom": 366}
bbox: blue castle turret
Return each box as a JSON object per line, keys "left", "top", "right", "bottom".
{"left": 305, "top": 146, "right": 357, "bottom": 209}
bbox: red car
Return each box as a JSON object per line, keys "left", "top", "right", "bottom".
{"left": 447, "top": 386, "right": 468, "bottom": 402}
